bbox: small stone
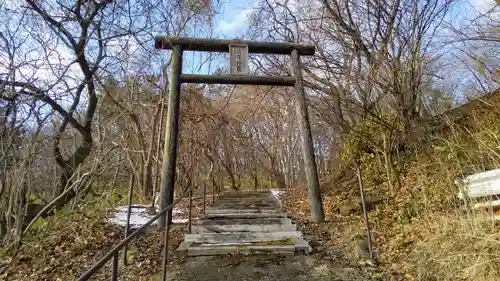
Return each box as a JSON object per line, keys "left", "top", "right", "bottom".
{"left": 309, "top": 238, "right": 321, "bottom": 249}
{"left": 339, "top": 200, "right": 355, "bottom": 216}
{"left": 352, "top": 234, "right": 373, "bottom": 259}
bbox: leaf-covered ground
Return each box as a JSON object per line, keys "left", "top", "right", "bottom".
{"left": 0, "top": 196, "right": 208, "bottom": 281}
{"left": 1, "top": 187, "right": 400, "bottom": 281}
{"left": 2, "top": 183, "right": 482, "bottom": 281}
{"left": 280, "top": 185, "right": 409, "bottom": 281}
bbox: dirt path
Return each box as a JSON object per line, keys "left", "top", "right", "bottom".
{"left": 162, "top": 254, "right": 372, "bottom": 281}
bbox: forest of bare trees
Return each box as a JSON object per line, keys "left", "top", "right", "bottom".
{"left": 0, "top": 0, "right": 498, "bottom": 278}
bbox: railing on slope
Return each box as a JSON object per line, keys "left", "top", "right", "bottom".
{"left": 77, "top": 180, "right": 211, "bottom": 281}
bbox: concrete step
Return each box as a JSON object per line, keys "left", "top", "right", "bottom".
{"left": 176, "top": 238, "right": 312, "bottom": 256}
{"left": 217, "top": 192, "right": 274, "bottom": 196}
{"left": 201, "top": 213, "right": 286, "bottom": 219}
{"left": 186, "top": 243, "right": 296, "bottom": 256}
{"left": 211, "top": 202, "right": 278, "bottom": 207}
{"left": 213, "top": 198, "right": 278, "bottom": 203}
{"left": 199, "top": 217, "right": 291, "bottom": 226}
{"left": 184, "top": 231, "right": 303, "bottom": 244}
{"left": 210, "top": 201, "right": 279, "bottom": 206}
{"left": 210, "top": 205, "right": 279, "bottom": 210}
{"left": 207, "top": 207, "right": 280, "bottom": 213}
{"left": 213, "top": 200, "right": 278, "bottom": 204}
{"left": 193, "top": 223, "right": 297, "bottom": 233}
{"left": 215, "top": 194, "right": 275, "bottom": 198}
{"left": 205, "top": 208, "right": 281, "bottom": 214}
{"left": 215, "top": 195, "right": 275, "bottom": 198}
{"left": 210, "top": 205, "right": 279, "bottom": 211}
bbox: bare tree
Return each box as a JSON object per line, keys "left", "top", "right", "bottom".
{"left": 0, "top": 0, "right": 215, "bottom": 244}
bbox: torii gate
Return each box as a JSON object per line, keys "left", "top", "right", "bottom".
{"left": 154, "top": 36, "right": 325, "bottom": 228}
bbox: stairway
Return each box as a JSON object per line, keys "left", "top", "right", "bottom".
{"left": 175, "top": 190, "right": 312, "bottom": 256}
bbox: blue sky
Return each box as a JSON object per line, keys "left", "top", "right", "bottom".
{"left": 214, "top": 0, "right": 257, "bottom": 38}
{"left": 180, "top": 0, "right": 499, "bottom": 77}
{"left": 2, "top": 0, "right": 496, "bottom": 94}
{"left": 180, "top": 0, "right": 259, "bottom": 75}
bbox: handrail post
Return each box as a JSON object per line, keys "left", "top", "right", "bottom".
{"left": 188, "top": 188, "right": 192, "bottom": 234}
{"left": 212, "top": 178, "right": 216, "bottom": 203}
{"left": 202, "top": 182, "right": 206, "bottom": 214}
{"left": 123, "top": 174, "right": 134, "bottom": 266}
{"left": 220, "top": 177, "right": 224, "bottom": 193}
{"left": 356, "top": 164, "right": 374, "bottom": 259}
{"left": 111, "top": 254, "right": 118, "bottom": 281}
{"left": 160, "top": 220, "right": 171, "bottom": 281}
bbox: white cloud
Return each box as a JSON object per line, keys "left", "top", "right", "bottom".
{"left": 216, "top": 8, "right": 253, "bottom": 35}
{"left": 469, "top": 0, "right": 498, "bottom": 14}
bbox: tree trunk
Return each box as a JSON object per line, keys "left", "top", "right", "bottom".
{"left": 142, "top": 103, "right": 162, "bottom": 200}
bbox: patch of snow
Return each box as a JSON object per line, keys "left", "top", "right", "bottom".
{"left": 172, "top": 218, "right": 189, "bottom": 224}
{"left": 107, "top": 205, "right": 157, "bottom": 228}
{"left": 107, "top": 204, "right": 189, "bottom": 228}
{"left": 270, "top": 189, "right": 283, "bottom": 203}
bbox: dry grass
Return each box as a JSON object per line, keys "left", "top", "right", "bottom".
{"left": 283, "top": 94, "right": 500, "bottom": 281}
{"left": 406, "top": 215, "right": 500, "bottom": 281}
{"left": 373, "top": 117, "right": 500, "bottom": 281}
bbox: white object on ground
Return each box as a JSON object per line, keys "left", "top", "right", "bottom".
{"left": 107, "top": 205, "right": 157, "bottom": 228}
{"left": 457, "top": 169, "right": 500, "bottom": 199}
{"left": 456, "top": 168, "right": 500, "bottom": 220}
{"left": 107, "top": 204, "right": 189, "bottom": 228}
{"left": 270, "top": 189, "right": 283, "bottom": 203}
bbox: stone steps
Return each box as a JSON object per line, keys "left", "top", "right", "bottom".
{"left": 175, "top": 190, "right": 311, "bottom": 256}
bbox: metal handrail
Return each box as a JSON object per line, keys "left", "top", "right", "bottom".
{"left": 77, "top": 187, "right": 192, "bottom": 281}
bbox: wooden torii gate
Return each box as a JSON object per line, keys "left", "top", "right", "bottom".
{"left": 154, "top": 36, "right": 325, "bottom": 228}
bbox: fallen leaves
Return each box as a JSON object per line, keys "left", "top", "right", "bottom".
{"left": 1, "top": 196, "right": 202, "bottom": 281}
{"left": 281, "top": 184, "right": 409, "bottom": 281}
